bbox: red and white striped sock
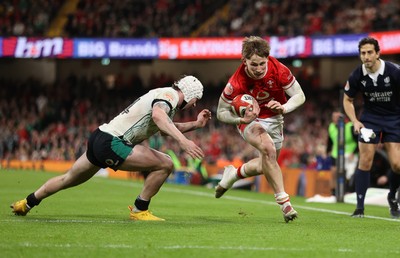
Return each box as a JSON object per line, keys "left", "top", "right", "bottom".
{"left": 236, "top": 164, "right": 247, "bottom": 179}
{"left": 274, "top": 192, "right": 291, "bottom": 209}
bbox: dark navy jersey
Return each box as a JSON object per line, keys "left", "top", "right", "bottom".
{"left": 344, "top": 60, "right": 400, "bottom": 116}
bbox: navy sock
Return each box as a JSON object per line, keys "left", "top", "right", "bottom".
{"left": 134, "top": 196, "right": 150, "bottom": 211}
{"left": 354, "top": 169, "right": 370, "bottom": 210}
{"left": 26, "top": 193, "right": 41, "bottom": 208}
{"left": 388, "top": 170, "right": 400, "bottom": 199}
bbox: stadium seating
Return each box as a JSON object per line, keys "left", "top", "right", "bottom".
{"left": 1, "top": 0, "right": 399, "bottom": 37}
{"left": 1, "top": 0, "right": 398, "bottom": 196}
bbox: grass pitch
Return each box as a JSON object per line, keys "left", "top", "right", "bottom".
{"left": 1, "top": 169, "right": 399, "bottom": 258}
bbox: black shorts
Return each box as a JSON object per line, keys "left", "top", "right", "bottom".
{"left": 360, "top": 112, "right": 400, "bottom": 143}
{"left": 86, "top": 128, "right": 134, "bottom": 170}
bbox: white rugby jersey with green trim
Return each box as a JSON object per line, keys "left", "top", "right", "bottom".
{"left": 99, "top": 87, "right": 179, "bottom": 144}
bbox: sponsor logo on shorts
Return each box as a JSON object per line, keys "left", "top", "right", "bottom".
{"left": 105, "top": 159, "right": 119, "bottom": 167}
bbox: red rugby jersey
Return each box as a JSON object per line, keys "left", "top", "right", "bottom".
{"left": 222, "top": 56, "right": 296, "bottom": 119}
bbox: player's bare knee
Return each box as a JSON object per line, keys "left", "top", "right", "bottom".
{"left": 358, "top": 157, "right": 373, "bottom": 170}
{"left": 161, "top": 157, "right": 174, "bottom": 175}
{"left": 258, "top": 144, "right": 277, "bottom": 160}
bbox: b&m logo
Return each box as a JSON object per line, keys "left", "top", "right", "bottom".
{"left": 2, "top": 37, "right": 73, "bottom": 58}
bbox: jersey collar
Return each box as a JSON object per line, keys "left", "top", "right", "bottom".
{"left": 362, "top": 59, "right": 385, "bottom": 76}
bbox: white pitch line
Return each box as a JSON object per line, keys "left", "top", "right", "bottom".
{"left": 0, "top": 218, "right": 132, "bottom": 224}
{"left": 162, "top": 245, "right": 399, "bottom": 255}
{"left": 2, "top": 178, "right": 399, "bottom": 255}
{"left": 0, "top": 242, "right": 324, "bottom": 252}
{"left": 162, "top": 245, "right": 358, "bottom": 253}
{"left": 0, "top": 242, "right": 333, "bottom": 252}
{"left": 163, "top": 187, "right": 400, "bottom": 222}
{"left": 0, "top": 242, "right": 398, "bottom": 255}
{"left": 3, "top": 178, "right": 399, "bottom": 224}
{"left": 103, "top": 179, "right": 400, "bottom": 223}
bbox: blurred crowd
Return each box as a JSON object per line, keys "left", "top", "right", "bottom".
{"left": 0, "top": 66, "right": 339, "bottom": 172}
{"left": 1, "top": 0, "right": 399, "bottom": 37}
{"left": 2, "top": 0, "right": 395, "bottom": 174}
{"left": 0, "top": 0, "right": 64, "bottom": 36}
{"left": 198, "top": 0, "right": 400, "bottom": 37}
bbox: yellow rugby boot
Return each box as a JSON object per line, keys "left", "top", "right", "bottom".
{"left": 11, "top": 199, "right": 31, "bottom": 216}
{"left": 128, "top": 206, "right": 165, "bottom": 221}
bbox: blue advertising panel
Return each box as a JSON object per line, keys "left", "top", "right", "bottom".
{"left": 74, "top": 38, "right": 159, "bottom": 58}
{"left": 312, "top": 34, "right": 367, "bottom": 57}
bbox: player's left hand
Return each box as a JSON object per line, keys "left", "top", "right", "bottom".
{"left": 196, "top": 109, "right": 212, "bottom": 128}
{"left": 266, "top": 100, "right": 285, "bottom": 114}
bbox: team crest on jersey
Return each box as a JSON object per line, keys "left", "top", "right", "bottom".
{"left": 163, "top": 92, "right": 175, "bottom": 102}
{"left": 267, "top": 80, "right": 274, "bottom": 88}
{"left": 256, "top": 91, "right": 270, "bottom": 100}
{"left": 384, "top": 76, "right": 390, "bottom": 86}
{"left": 224, "top": 83, "right": 234, "bottom": 95}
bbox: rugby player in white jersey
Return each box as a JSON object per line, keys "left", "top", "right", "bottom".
{"left": 11, "top": 75, "right": 211, "bottom": 221}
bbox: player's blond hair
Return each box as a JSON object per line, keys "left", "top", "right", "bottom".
{"left": 241, "top": 36, "right": 270, "bottom": 60}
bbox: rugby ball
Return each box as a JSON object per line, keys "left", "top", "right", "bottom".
{"left": 231, "top": 94, "right": 254, "bottom": 117}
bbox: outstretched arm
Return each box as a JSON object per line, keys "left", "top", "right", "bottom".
{"left": 152, "top": 102, "right": 205, "bottom": 159}
{"left": 174, "top": 109, "right": 212, "bottom": 133}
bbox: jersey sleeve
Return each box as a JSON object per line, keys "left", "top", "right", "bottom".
{"left": 221, "top": 82, "right": 244, "bottom": 103}
{"left": 154, "top": 88, "right": 179, "bottom": 109}
{"left": 278, "top": 62, "right": 295, "bottom": 89}
{"left": 391, "top": 62, "right": 400, "bottom": 87}
{"left": 221, "top": 65, "right": 247, "bottom": 103}
{"left": 344, "top": 69, "right": 360, "bottom": 98}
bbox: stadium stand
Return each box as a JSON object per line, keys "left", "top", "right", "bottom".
{"left": 0, "top": 68, "right": 335, "bottom": 169}
{"left": 0, "top": 0, "right": 65, "bottom": 36}
{"left": 1, "top": 0, "right": 399, "bottom": 195}
{"left": 197, "top": 0, "right": 400, "bottom": 37}
{"left": 1, "top": 0, "right": 399, "bottom": 37}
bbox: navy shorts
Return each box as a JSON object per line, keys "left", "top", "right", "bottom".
{"left": 86, "top": 128, "right": 134, "bottom": 170}
{"left": 359, "top": 112, "right": 400, "bottom": 143}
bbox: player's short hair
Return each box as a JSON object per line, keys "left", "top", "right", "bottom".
{"left": 242, "top": 36, "right": 270, "bottom": 60}
{"left": 358, "top": 37, "right": 380, "bottom": 53}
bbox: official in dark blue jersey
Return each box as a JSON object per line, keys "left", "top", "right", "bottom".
{"left": 343, "top": 37, "right": 400, "bottom": 218}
